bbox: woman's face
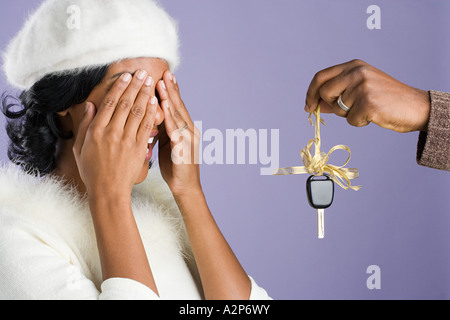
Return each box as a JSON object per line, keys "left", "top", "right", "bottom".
{"left": 61, "top": 57, "right": 168, "bottom": 185}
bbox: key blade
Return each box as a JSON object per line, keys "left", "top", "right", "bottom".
{"left": 317, "top": 209, "right": 325, "bottom": 239}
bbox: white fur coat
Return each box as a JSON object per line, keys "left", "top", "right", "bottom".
{"left": 0, "top": 163, "right": 270, "bottom": 300}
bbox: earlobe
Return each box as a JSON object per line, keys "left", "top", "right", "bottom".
{"left": 56, "top": 109, "right": 70, "bottom": 117}
{"left": 54, "top": 107, "right": 75, "bottom": 139}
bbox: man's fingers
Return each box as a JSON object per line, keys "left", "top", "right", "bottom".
{"left": 306, "top": 66, "right": 345, "bottom": 113}
{"left": 313, "top": 100, "right": 334, "bottom": 113}
{"left": 346, "top": 101, "right": 371, "bottom": 128}
{"left": 316, "top": 72, "right": 356, "bottom": 117}
{"left": 306, "top": 59, "right": 367, "bottom": 113}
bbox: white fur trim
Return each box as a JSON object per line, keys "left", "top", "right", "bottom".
{"left": 0, "top": 163, "right": 192, "bottom": 293}
{"left": 2, "top": 0, "right": 180, "bottom": 90}
{"left": 0, "top": 163, "right": 271, "bottom": 299}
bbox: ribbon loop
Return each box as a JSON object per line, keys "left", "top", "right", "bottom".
{"left": 273, "top": 105, "right": 361, "bottom": 191}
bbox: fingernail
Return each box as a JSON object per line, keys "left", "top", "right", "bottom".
{"left": 144, "top": 76, "right": 153, "bottom": 87}
{"left": 137, "top": 70, "right": 147, "bottom": 80}
{"left": 168, "top": 71, "right": 173, "bottom": 82}
{"left": 160, "top": 80, "right": 166, "bottom": 90}
{"left": 172, "top": 75, "right": 177, "bottom": 84}
{"left": 150, "top": 96, "right": 157, "bottom": 105}
{"left": 122, "top": 73, "right": 132, "bottom": 82}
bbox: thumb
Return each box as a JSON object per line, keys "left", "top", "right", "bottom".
{"left": 73, "top": 102, "right": 96, "bottom": 156}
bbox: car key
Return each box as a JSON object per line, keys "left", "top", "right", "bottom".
{"left": 306, "top": 175, "right": 335, "bottom": 239}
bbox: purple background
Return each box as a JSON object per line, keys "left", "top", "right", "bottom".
{"left": 1, "top": 0, "right": 449, "bottom": 299}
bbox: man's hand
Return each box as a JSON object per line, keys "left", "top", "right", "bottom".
{"left": 305, "top": 59, "right": 431, "bottom": 133}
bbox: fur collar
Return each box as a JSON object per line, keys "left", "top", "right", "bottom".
{"left": 0, "top": 163, "right": 193, "bottom": 288}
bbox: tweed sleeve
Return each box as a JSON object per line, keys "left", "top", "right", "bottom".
{"left": 416, "top": 90, "right": 450, "bottom": 171}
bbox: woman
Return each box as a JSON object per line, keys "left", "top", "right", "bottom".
{"left": 0, "top": 0, "right": 271, "bottom": 300}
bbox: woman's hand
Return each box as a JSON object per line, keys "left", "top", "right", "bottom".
{"left": 156, "top": 71, "right": 202, "bottom": 198}
{"left": 73, "top": 70, "right": 158, "bottom": 197}
{"left": 305, "top": 59, "right": 431, "bottom": 133}
{"left": 155, "top": 72, "right": 251, "bottom": 299}
{"left": 72, "top": 70, "right": 160, "bottom": 293}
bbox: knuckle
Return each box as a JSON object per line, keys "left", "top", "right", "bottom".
{"left": 350, "top": 59, "right": 366, "bottom": 66}
{"left": 88, "top": 124, "right": 101, "bottom": 137}
{"left": 356, "top": 80, "right": 373, "bottom": 100}
{"left": 366, "top": 109, "right": 377, "bottom": 124}
{"left": 358, "top": 99, "right": 375, "bottom": 121}
{"left": 103, "top": 97, "right": 116, "bottom": 109}
{"left": 347, "top": 109, "right": 369, "bottom": 127}
{"left": 355, "top": 120, "right": 369, "bottom": 128}
{"left": 346, "top": 114, "right": 360, "bottom": 127}
{"left": 131, "top": 105, "right": 145, "bottom": 118}
{"left": 173, "top": 109, "right": 183, "bottom": 120}
{"left": 352, "top": 65, "right": 371, "bottom": 79}
{"left": 318, "top": 85, "right": 332, "bottom": 102}
{"left": 89, "top": 130, "right": 103, "bottom": 144}
{"left": 117, "top": 99, "right": 131, "bottom": 111}
{"left": 142, "top": 121, "right": 153, "bottom": 131}
{"left": 105, "top": 128, "right": 121, "bottom": 142}
{"left": 122, "top": 136, "right": 134, "bottom": 147}
{"left": 359, "top": 80, "right": 371, "bottom": 95}
{"left": 312, "top": 70, "right": 326, "bottom": 84}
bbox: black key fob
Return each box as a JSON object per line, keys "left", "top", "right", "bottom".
{"left": 306, "top": 175, "right": 334, "bottom": 209}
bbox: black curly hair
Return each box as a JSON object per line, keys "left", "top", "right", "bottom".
{"left": 1, "top": 65, "right": 109, "bottom": 176}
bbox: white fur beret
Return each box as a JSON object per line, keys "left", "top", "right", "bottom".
{"left": 2, "top": 0, "right": 180, "bottom": 90}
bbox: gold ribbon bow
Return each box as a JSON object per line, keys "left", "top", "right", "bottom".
{"left": 273, "top": 105, "right": 361, "bottom": 191}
